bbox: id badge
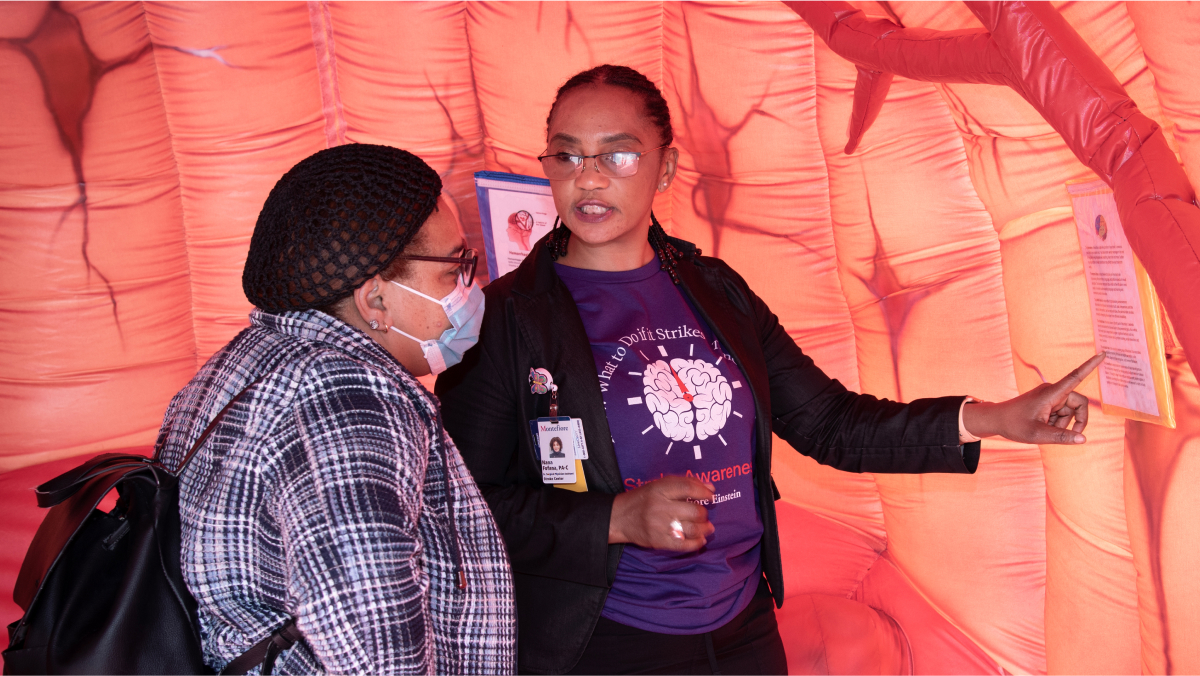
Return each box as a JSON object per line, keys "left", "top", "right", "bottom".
{"left": 570, "top": 418, "right": 589, "bottom": 460}
{"left": 530, "top": 417, "right": 588, "bottom": 492}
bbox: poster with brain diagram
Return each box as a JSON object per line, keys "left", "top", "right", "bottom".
{"left": 475, "top": 171, "right": 557, "bottom": 280}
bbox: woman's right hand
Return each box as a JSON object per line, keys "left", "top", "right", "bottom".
{"left": 608, "top": 476, "right": 715, "bottom": 551}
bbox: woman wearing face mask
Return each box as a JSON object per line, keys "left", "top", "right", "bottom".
{"left": 437, "top": 66, "right": 1102, "bottom": 675}
{"left": 155, "top": 144, "right": 514, "bottom": 674}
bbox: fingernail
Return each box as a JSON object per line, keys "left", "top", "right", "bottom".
{"left": 1074, "top": 434, "right": 1085, "bottom": 443}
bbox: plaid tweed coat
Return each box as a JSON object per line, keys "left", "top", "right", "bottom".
{"left": 155, "top": 309, "right": 515, "bottom": 675}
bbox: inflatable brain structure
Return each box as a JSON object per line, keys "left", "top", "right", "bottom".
{"left": 2, "top": 1, "right": 1199, "bottom": 674}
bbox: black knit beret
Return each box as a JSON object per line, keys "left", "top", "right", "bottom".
{"left": 242, "top": 144, "right": 442, "bottom": 312}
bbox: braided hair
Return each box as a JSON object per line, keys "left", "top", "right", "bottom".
{"left": 545, "top": 65, "right": 673, "bottom": 146}
{"left": 543, "top": 65, "right": 684, "bottom": 283}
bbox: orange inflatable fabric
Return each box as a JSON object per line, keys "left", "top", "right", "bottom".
{"left": 2, "top": 2, "right": 1198, "bottom": 674}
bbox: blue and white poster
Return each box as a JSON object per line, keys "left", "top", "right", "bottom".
{"left": 475, "top": 171, "right": 557, "bottom": 280}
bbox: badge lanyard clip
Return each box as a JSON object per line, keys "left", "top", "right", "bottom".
{"left": 529, "top": 368, "right": 560, "bottom": 420}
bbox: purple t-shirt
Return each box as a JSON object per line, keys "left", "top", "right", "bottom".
{"left": 556, "top": 258, "right": 762, "bottom": 635}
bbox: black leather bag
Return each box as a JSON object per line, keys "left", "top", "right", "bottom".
{"left": 3, "top": 384, "right": 297, "bottom": 675}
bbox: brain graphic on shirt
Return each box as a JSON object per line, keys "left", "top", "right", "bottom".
{"left": 643, "top": 358, "right": 733, "bottom": 443}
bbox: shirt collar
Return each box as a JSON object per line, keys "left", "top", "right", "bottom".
{"left": 250, "top": 308, "right": 406, "bottom": 374}
{"left": 513, "top": 231, "right": 703, "bottom": 300}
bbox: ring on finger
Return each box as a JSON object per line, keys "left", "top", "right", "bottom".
{"left": 669, "top": 519, "right": 684, "bottom": 539}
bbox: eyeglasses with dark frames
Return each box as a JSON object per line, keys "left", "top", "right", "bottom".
{"left": 395, "top": 248, "right": 478, "bottom": 286}
{"left": 537, "top": 144, "right": 670, "bottom": 181}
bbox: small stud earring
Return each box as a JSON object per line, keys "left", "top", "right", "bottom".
{"left": 369, "top": 320, "right": 379, "bottom": 330}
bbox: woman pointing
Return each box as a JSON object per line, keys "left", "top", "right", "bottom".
{"left": 437, "top": 65, "right": 1102, "bottom": 675}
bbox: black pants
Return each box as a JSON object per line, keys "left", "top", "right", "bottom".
{"left": 566, "top": 578, "right": 788, "bottom": 675}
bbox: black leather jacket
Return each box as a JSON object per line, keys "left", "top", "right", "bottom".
{"left": 437, "top": 234, "right": 978, "bottom": 674}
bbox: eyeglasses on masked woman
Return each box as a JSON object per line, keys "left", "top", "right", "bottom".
{"left": 537, "top": 144, "right": 670, "bottom": 181}
{"left": 394, "top": 248, "right": 479, "bottom": 286}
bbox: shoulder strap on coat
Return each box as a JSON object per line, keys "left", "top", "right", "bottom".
{"left": 220, "top": 617, "right": 302, "bottom": 675}
{"left": 172, "top": 377, "right": 263, "bottom": 476}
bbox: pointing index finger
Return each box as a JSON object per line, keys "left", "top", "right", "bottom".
{"left": 1051, "top": 352, "right": 1106, "bottom": 395}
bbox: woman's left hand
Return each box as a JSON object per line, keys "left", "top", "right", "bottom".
{"left": 961, "top": 353, "right": 1106, "bottom": 445}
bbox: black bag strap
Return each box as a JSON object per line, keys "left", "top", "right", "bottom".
{"left": 34, "top": 454, "right": 154, "bottom": 508}
{"left": 33, "top": 379, "right": 263, "bottom": 512}
{"left": 172, "top": 377, "right": 264, "bottom": 476}
{"left": 220, "top": 618, "right": 302, "bottom": 676}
